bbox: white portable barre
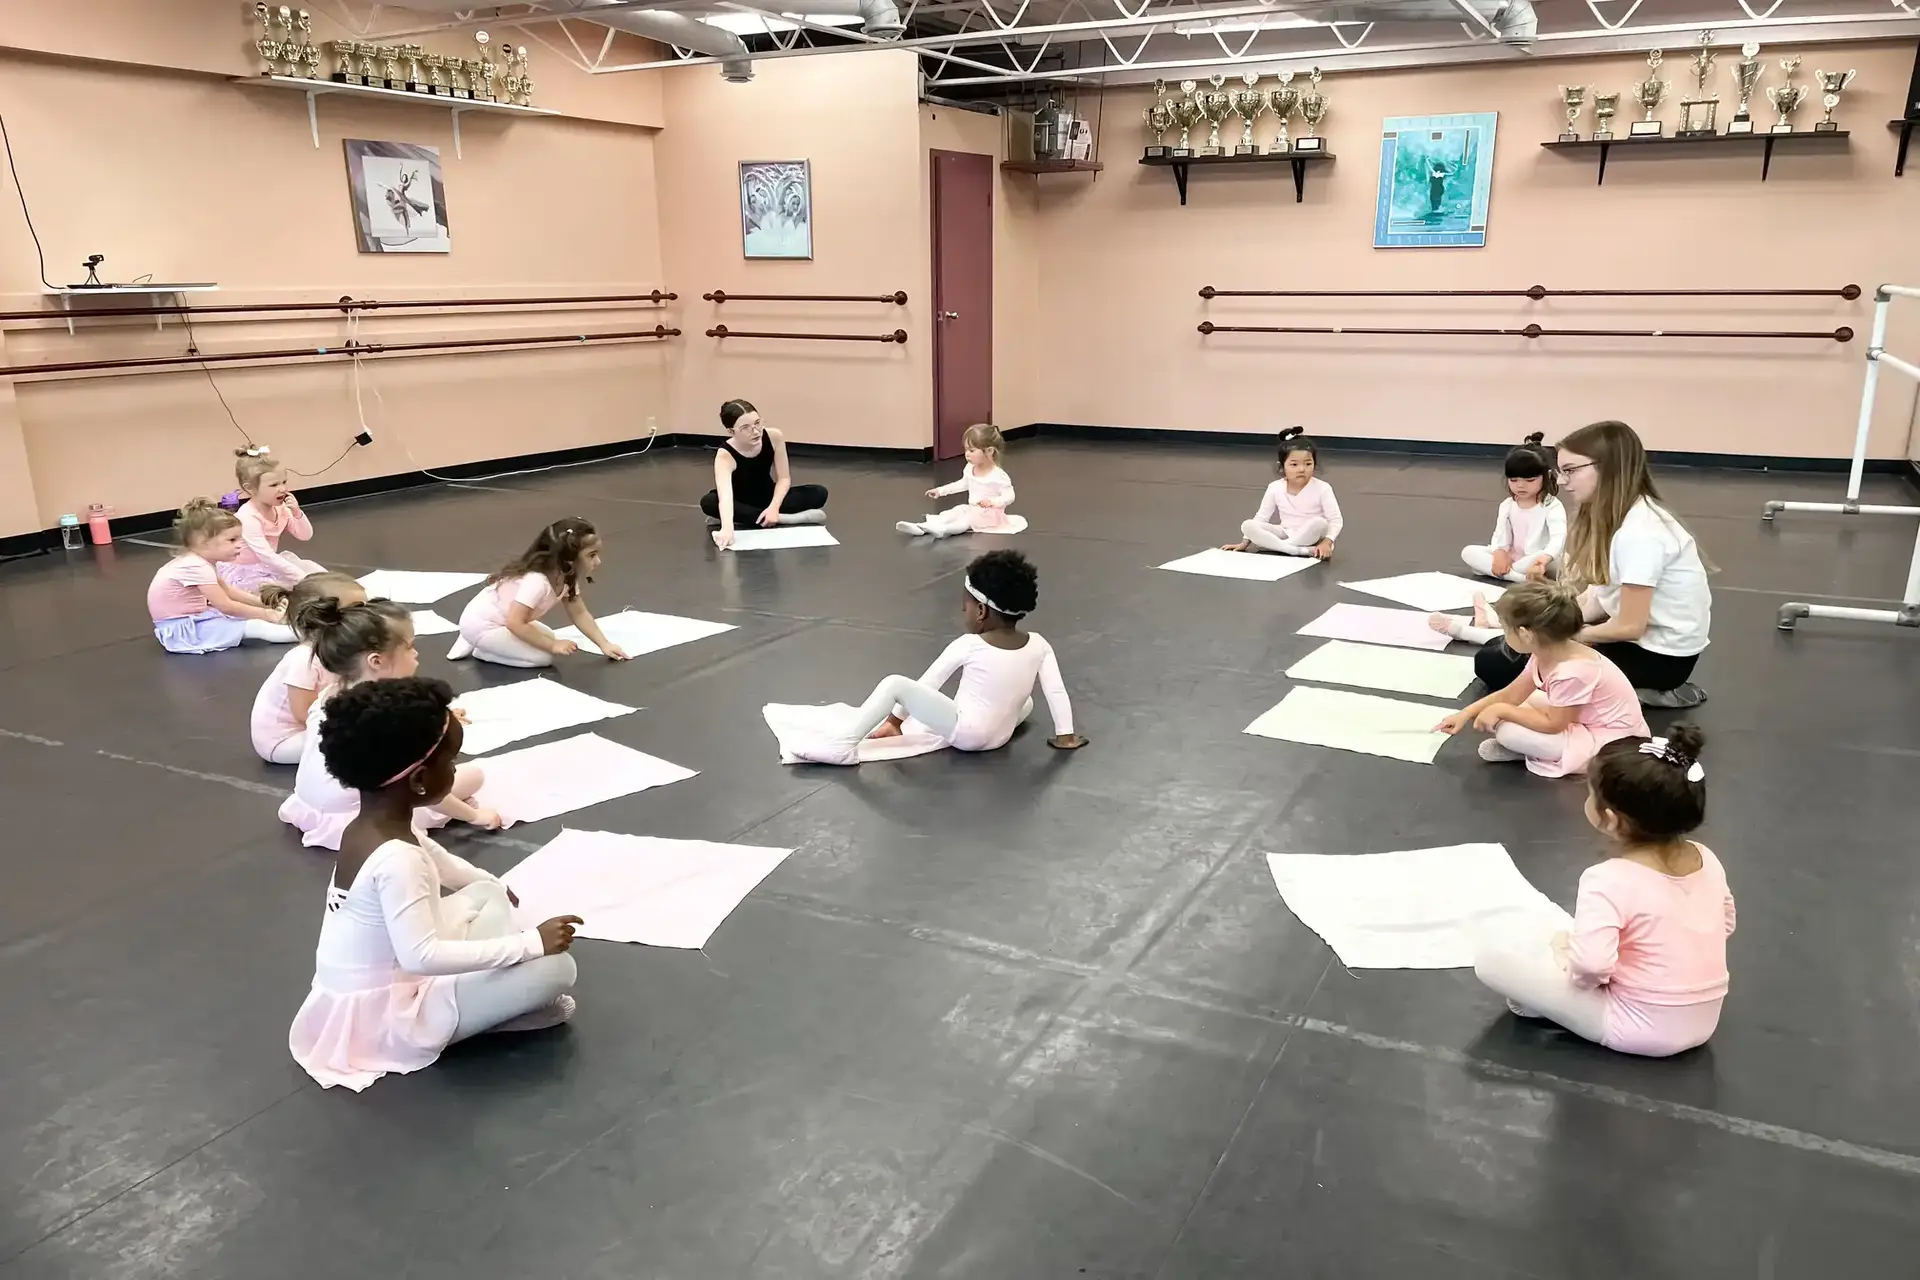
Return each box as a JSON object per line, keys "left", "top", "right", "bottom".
{"left": 1764, "top": 283, "right": 1920, "bottom": 632}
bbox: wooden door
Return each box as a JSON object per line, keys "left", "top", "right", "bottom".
{"left": 930, "top": 149, "right": 994, "bottom": 461}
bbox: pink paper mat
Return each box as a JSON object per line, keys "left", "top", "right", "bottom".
{"left": 1297, "top": 602, "right": 1456, "bottom": 651}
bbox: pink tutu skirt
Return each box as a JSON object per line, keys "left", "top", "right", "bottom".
{"left": 288, "top": 973, "right": 459, "bottom": 1091}
{"left": 277, "top": 793, "right": 452, "bottom": 851}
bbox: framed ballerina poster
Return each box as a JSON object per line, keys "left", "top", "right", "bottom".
{"left": 344, "top": 139, "right": 450, "bottom": 253}
{"left": 738, "top": 159, "right": 813, "bottom": 260}
{"left": 1373, "top": 113, "right": 1497, "bottom": 249}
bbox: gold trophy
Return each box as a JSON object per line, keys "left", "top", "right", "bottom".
{"left": 379, "top": 44, "right": 401, "bottom": 90}
{"left": 1197, "top": 74, "right": 1232, "bottom": 156}
{"left": 1143, "top": 79, "right": 1174, "bottom": 158}
{"left": 1557, "top": 84, "right": 1587, "bottom": 142}
{"left": 1591, "top": 90, "right": 1620, "bottom": 140}
{"left": 1726, "top": 41, "right": 1762, "bottom": 133}
{"left": 424, "top": 53, "right": 447, "bottom": 96}
{"left": 1814, "top": 67, "right": 1855, "bottom": 131}
{"left": 1767, "top": 57, "right": 1807, "bottom": 134}
{"left": 1169, "top": 79, "right": 1201, "bottom": 156}
{"left": 515, "top": 47, "right": 535, "bottom": 104}
{"left": 329, "top": 39, "right": 357, "bottom": 84}
{"left": 1294, "top": 67, "right": 1327, "bottom": 152}
{"left": 274, "top": 7, "right": 296, "bottom": 76}
{"left": 1676, "top": 31, "right": 1718, "bottom": 137}
{"left": 1231, "top": 73, "right": 1266, "bottom": 155}
{"left": 356, "top": 42, "right": 379, "bottom": 86}
{"left": 449, "top": 57, "right": 471, "bottom": 99}
{"left": 252, "top": 3, "right": 282, "bottom": 76}
{"left": 1630, "top": 49, "right": 1668, "bottom": 136}
{"left": 475, "top": 31, "right": 498, "bottom": 101}
{"left": 297, "top": 14, "right": 322, "bottom": 80}
{"left": 1267, "top": 71, "right": 1298, "bottom": 153}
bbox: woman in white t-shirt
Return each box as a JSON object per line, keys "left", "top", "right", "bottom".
{"left": 1474, "top": 421, "right": 1711, "bottom": 708}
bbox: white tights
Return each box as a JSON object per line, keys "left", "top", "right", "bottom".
{"left": 1472, "top": 912, "right": 1608, "bottom": 1043}
{"left": 460, "top": 624, "right": 556, "bottom": 669}
{"left": 260, "top": 730, "right": 305, "bottom": 766}
{"left": 843, "top": 674, "right": 1034, "bottom": 749}
{"left": 246, "top": 619, "right": 298, "bottom": 644}
{"left": 1460, "top": 544, "right": 1548, "bottom": 584}
{"left": 446, "top": 881, "right": 579, "bottom": 1041}
{"left": 1241, "top": 516, "right": 1328, "bottom": 556}
{"left": 1490, "top": 694, "right": 1566, "bottom": 764}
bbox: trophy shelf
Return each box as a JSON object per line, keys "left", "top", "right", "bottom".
{"left": 1140, "top": 152, "right": 1334, "bottom": 205}
{"left": 1541, "top": 130, "right": 1849, "bottom": 185}
{"left": 232, "top": 74, "right": 558, "bottom": 158}
{"left": 1890, "top": 120, "right": 1918, "bottom": 178}
{"left": 1000, "top": 159, "right": 1104, "bottom": 174}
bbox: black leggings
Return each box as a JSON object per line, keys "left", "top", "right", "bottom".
{"left": 699, "top": 483, "right": 829, "bottom": 527}
{"left": 1473, "top": 638, "right": 1700, "bottom": 692}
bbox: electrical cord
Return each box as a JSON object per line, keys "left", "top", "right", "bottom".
{"left": 0, "top": 107, "right": 51, "bottom": 289}
{"left": 288, "top": 438, "right": 358, "bottom": 479}
{"left": 179, "top": 308, "right": 257, "bottom": 448}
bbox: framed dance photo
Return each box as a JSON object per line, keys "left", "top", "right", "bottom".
{"left": 344, "top": 139, "right": 450, "bottom": 254}
{"left": 1374, "top": 113, "right": 1498, "bottom": 249}
{"left": 738, "top": 159, "right": 813, "bottom": 260}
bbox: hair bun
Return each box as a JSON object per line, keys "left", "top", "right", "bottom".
{"left": 1665, "top": 722, "right": 1706, "bottom": 763}
{"left": 1279, "top": 425, "right": 1304, "bottom": 440}
{"left": 234, "top": 446, "right": 253, "bottom": 458}
{"left": 1523, "top": 431, "right": 1545, "bottom": 446}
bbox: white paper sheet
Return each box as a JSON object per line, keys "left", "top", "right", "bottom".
{"left": 1158, "top": 548, "right": 1322, "bottom": 582}
{"left": 762, "top": 702, "right": 949, "bottom": 765}
{"left": 1285, "top": 640, "right": 1478, "bottom": 700}
{"left": 551, "top": 609, "right": 737, "bottom": 658}
{"left": 408, "top": 610, "right": 460, "bottom": 637}
{"left": 1265, "top": 843, "right": 1569, "bottom": 969}
{"left": 1298, "top": 602, "right": 1455, "bottom": 651}
{"left": 452, "top": 679, "right": 639, "bottom": 757}
{"left": 1341, "top": 572, "right": 1507, "bottom": 613}
{"left": 470, "top": 733, "right": 696, "bottom": 826}
{"left": 355, "top": 570, "right": 488, "bottom": 603}
{"left": 1244, "top": 685, "right": 1453, "bottom": 764}
{"left": 503, "top": 828, "right": 793, "bottom": 949}
{"left": 726, "top": 526, "right": 840, "bottom": 551}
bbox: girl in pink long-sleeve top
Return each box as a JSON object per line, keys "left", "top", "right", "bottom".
{"left": 1221, "top": 427, "right": 1342, "bottom": 559}
{"left": 220, "top": 449, "right": 327, "bottom": 593}
{"left": 1473, "top": 723, "right": 1734, "bottom": 1057}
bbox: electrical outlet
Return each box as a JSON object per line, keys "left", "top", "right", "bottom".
{"left": 354, "top": 430, "right": 374, "bottom": 446}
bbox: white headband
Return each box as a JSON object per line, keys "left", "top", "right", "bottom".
{"left": 1639, "top": 737, "right": 1705, "bottom": 783}
{"left": 964, "top": 575, "right": 1025, "bottom": 618}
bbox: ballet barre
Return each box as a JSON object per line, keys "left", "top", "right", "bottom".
{"left": 0, "top": 290, "right": 678, "bottom": 325}
{"left": 0, "top": 326, "right": 682, "bottom": 379}
{"left": 1196, "top": 321, "right": 1853, "bottom": 341}
{"left": 702, "top": 290, "right": 908, "bottom": 305}
{"left": 705, "top": 325, "right": 908, "bottom": 344}
{"left": 1198, "top": 285, "right": 1863, "bottom": 300}
{"left": 1767, "top": 283, "right": 1920, "bottom": 633}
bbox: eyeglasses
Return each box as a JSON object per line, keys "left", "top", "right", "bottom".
{"left": 1556, "top": 462, "right": 1595, "bottom": 479}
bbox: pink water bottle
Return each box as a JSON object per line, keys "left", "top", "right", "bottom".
{"left": 87, "top": 503, "right": 113, "bottom": 545}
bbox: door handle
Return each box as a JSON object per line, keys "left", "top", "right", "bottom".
{"left": 940, "top": 310, "right": 959, "bottom": 320}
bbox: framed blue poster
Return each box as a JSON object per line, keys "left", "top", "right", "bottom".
{"left": 1374, "top": 113, "right": 1498, "bottom": 248}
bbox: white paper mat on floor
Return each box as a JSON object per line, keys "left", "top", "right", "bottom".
{"left": 471, "top": 733, "right": 696, "bottom": 826}
{"left": 1244, "top": 685, "right": 1452, "bottom": 764}
{"left": 1158, "top": 548, "right": 1321, "bottom": 582}
{"left": 409, "top": 610, "right": 460, "bottom": 637}
{"left": 1286, "top": 640, "right": 1478, "bottom": 701}
{"left": 503, "top": 828, "right": 793, "bottom": 949}
{"left": 453, "top": 679, "right": 638, "bottom": 757}
{"left": 1298, "top": 602, "right": 1454, "bottom": 651}
{"left": 762, "top": 702, "right": 949, "bottom": 765}
{"left": 356, "top": 570, "right": 488, "bottom": 603}
{"left": 551, "top": 609, "right": 737, "bottom": 658}
{"left": 1266, "top": 843, "right": 1569, "bottom": 969}
{"left": 727, "top": 526, "right": 839, "bottom": 551}
{"left": 973, "top": 514, "right": 1028, "bottom": 535}
{"left": 1342, "top": 572, "right": 1506, "bottom": 613}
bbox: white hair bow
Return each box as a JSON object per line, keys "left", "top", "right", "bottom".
{"left": 1639, "top": 736, "right": 1705, "bottom": 783}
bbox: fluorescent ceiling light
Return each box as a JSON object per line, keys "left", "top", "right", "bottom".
{"left": 698, "top": 11, "right": 863, "bottom": 33}
{"left": 1171, "top": 14, "right": 1319, "bottom": 33}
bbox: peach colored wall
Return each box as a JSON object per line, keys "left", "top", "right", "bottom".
{"left": 920, "top": 104, "right": 1044, "bottom": 434}
{"left": 0, "top": 10, "right": 668, "bottom": 537}
{"left": 1030, "top": 41, "right": 1920, "bottom": 458}
{"left": 657, "top": 52, "right": 932, "bottom": 450}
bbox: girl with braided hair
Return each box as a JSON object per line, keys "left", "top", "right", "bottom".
{"left": 449, "top": 517, "right": 629, "bottom": 667}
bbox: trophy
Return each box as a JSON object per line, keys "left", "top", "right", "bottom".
{"left": 329, "top": 39, "right": 357, "bottom": 84}
{"left": 1169, "top": 81, "right": 1200, "bottom": 156}
{"left": 1726, "top": 41, "right": 1762, "bottom": 133}
{"left": 1591, "top": 91, "right": 1620, "bottom": 140}
{"left": 425, "top": 53, "right": 447, "bottom": 96}
{"left": 475, "top": 31, "right": 498, "bottom": 101}
{"left": 1197, "top": 74, "right": 1232, "bottom": 156}
{"left": 510, "top": 46, "right": 534, "bottom": 104}
{"left": 1143, "top": 80, "right": 1174, "bottom": 158}
{"left": 292, "top": 10, "right": 317, "bottom": 78}
{"left": 356, "top": 42, "right": 379, "bottom": 86}
{"left": 1814, "top": 68, "right": 1855, "bottom": 131}
{"left": 1676, "top": 31, "right": 1718, "bottom": 137}
{"left": 1294, "top": 67, "right": 1327, "bottom": 152}
{"left": 1232, "top": 73, "right": 1266, "bottom": 155}
{"left": 275, "top": 7, "right": 296, "bottom": 75}
{"left": 1767, "top": 57, "right": 1806, "bottom": 133}
{"left": 449, "top": 57, "right": 471, "bottom": 99}
{"left": 1267, "top": 71, "right": 1299, "bottom": 153}
{"left": 1557, "top": 84, "right": 1586, "bottom": 142}
{"left": 252, "top": 3, "right": 282, "bottom": 76}
{"left": 1631, "top": 49, "right": 1668, "bottom": 136}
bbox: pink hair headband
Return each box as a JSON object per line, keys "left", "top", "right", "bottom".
{"left": 382, "top": 712, "right": 453, "bottom": 788}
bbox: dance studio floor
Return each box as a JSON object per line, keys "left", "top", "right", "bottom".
{"left": 4, "top": 438, "right": 1920, "bottom": 1279}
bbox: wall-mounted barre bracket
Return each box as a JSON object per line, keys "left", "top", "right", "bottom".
{"left": 1197, "top": 321, "right": 1852, "bottom": 341}
{"left": 705, "top": 325, "right": 907, "bottom": 343}
{"left": 1198, "top": 284, "right": 1862, "bottom": 300}
{"left": 702, "top": 290, "right": 909, "bottom": 305}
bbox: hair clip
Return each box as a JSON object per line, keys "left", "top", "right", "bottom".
{"left": 1638, "top": 737, "right": 1705, "bottom": 783}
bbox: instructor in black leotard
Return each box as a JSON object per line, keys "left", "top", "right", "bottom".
{"left": 700, "top": 399, "right": 830, "bottom": 549}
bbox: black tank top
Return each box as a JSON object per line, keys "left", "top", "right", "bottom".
{"left": 722, "top": 439, "right": 776, "bottom": 504}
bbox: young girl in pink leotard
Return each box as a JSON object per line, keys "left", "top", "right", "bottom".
{"left": 1472, "top": 723, "right": 1734, "bottom": 1057}
{"left": 220, "top": 449, "right": 326, "bottom": 594}
{"left": 251, "top": 571, "right": 363, "bottom": 764}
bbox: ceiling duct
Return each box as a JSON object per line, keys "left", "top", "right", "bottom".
{"left": 1278, "top": 0, "right": 1534, "bottom": 45}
